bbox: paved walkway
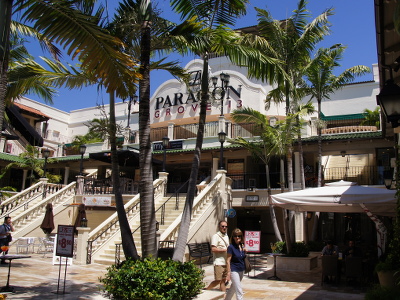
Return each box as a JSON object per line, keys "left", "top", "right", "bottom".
{"left": 0, "top": 252, "right": 369, "bottom": 299}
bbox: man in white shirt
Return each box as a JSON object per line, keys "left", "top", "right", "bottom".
{"left": 206, "top": 220, "right": 229, "bottom": 292}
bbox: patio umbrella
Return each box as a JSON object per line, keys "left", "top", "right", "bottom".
{"left": 73, "top": 204, "right": 87, "bottom": 234}
{"left": 40, "top": 203, "right": 55, "bottom": 234}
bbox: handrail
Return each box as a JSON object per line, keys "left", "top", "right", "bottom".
{"left": 12, "top": 182, "right": 76, "bottom": 237}
{"left": 1, "top": 182, "right": 64, "bottom": 217}
{"left": 160, "top": 174, "right": 223, "bottom": 243}
{"left": 86, "top": 178, "right": 165, "bottom": 264}
{"left": 113, "top": 180, "right": 188, "bottom": 264}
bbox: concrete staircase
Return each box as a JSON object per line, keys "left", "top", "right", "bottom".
{"left": 324, "top": 154, "right": 370, "bottom": 182}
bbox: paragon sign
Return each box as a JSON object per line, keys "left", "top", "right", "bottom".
{"left": 154, "top": 70, "right": 242, "bottom": 119}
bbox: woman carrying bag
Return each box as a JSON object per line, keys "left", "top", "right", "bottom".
{"left": 225, "top": 228, "right": 247, "bottom": 300}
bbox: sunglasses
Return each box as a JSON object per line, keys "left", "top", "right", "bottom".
{"left": 233, "top": 235, "right": 242, "bottom": 238}
{"left": 220, "top": 226, "right": 228, "bottom": 228}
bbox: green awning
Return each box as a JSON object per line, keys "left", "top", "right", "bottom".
{"left": 320, "top": 112, "right": 364, "bottom": 121}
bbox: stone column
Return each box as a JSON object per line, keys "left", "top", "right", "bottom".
{"left": 0, "top": 137, "right": 6, "bottom": 153}
{"left": 212, "top": 157, "right": 219, "bottom": 179}
{"left": 158, "top": 172, "right": 169, "bottom": 197}
{"left": 75, "top": 227, "right": 90, "bottom": 265}
{"left": 22, "top": 169, "right": 28, "bottom": 190}
{"left": 76, "top": 175, "right": 84, "bottom": 195}
{"left": 216, "top": 169, "right": 227, "bottom": 219}
{"left": 64, "top": 166, "right": 70, "bottom": 185}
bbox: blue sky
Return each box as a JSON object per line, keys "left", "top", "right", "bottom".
{"left": 27, "top": 0, "right": 376, "bottom": 112}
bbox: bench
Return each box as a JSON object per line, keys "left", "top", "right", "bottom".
{"left": 187, "top": 242, "right": 213, "bottom": 268}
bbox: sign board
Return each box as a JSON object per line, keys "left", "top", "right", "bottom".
{"left": 83, "top": 196, "right": 112, "bottom": 206}
{"left": 56, "top": 225, "right": 75, "bottom": 258}
{"left": 226, "top": 208, "right": 236, "bottom": 218}
{"left": 244, "top": 231, "right": 261, "bottom": 253}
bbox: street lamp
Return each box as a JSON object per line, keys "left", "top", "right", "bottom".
{"left": 211, "top": 73, "right": 230, "bottom": 116}
{"left": 123, "top": 94, "right": 138, "bottom": 128}
{"left": 162, "top": 136, "right": 169, "bottom": 172}
{"left": 376, "top": 79, "right": 400, "bottom": 128}
{"left": 218, "top": 131, "right": 226, "bottom": 169}
{"left": 79, "top": 144, "right": 87, "bottom": 176}
{"left": 80, "top": 217, "right": 88, "bottom": 227}
{"left": 43, "top": 148, "right": 50, "bottom": 177}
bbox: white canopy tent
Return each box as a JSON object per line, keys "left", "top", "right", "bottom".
{"left": 270, "top": 180, "right": 396, "bottom": 216}
{"left": 270, "top": 181, "right": 397, "bottom": 256}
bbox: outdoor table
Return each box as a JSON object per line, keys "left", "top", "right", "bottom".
{"left": 0, "top": 254, "right": 31, "bottom": 292}
{"left": 267, "top": 253, "right": 284, "bottom": 281}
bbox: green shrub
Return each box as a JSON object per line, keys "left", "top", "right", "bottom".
{"left": 99, "top": 258, "right": 205, "bottom": 300}
{"left": 365, "top": 284, "right": 400, "bottom": 300}
{"left": 287, "top": 242, "right": 309, "bottom": 257}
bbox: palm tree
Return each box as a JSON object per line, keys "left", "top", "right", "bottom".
{"left": 230, "top": 107, "right": 283, "bottom": 242}
{"left": 1, "top": 0, "right": 140, "bottom": 141}
{"left": 304, "top": 45, "right": 371, "bottom": 188}
{"left": 170, "top": 0, "right": 255, "bottom": 262}
{"left": 361, "top": 107, "right": 380, "bottom": 128}
{"left": 250, "top": 0, "right": 333, "bottom": 193}
{"left": 303, "top": 45, "right": 370, "bottom": 241}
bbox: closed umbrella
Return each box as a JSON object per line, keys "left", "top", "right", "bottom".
{"left": 40, "top": 203, "right": 55, "bottom": 234}
{"left": 74, "top": 204, "right": 87, "bottom": 234}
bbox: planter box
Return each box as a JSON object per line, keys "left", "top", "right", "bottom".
{"left": 273, "top": 255, "right": 318, "bottom": 272}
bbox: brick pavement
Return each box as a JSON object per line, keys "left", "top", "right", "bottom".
{"left": 0, "top": 252, "right": 369, "bottom": 299}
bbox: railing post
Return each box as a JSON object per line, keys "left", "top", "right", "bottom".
{"left": 75, "top": 227, "right": 90, "bottom": 265}
{"left": 158, "top": 172, "right": 169, "bottom": 197}
{"left": 76, "top": 175, "right": 84, "bottom": 195}
{"left": 40, "top": 177, "right": 49, "bottom": 199}
{"left": 216, "top": 169, "right": 227, "bottom": 219}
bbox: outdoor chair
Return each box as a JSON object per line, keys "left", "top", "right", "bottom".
{"left": 16, "top": 238, "right": 30, "bottom": 254}
{"left": 344, "top": 256, "right": 364, "bottom": 286}
{"left": 38, "top": 237, "right": 54, "bottom": 257}
{"left": 321, "top": 255, "right": 339, "bottom": 286}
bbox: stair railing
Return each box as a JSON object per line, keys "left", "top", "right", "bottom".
{"left": 86, "top": 178, "right": 165, "bottom": 264}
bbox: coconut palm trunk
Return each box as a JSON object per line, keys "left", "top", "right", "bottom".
{"left": 172, "top": 53, "right": 210, "bottom": 262}
{"left": 139, "top": 11, "right": 157, "bottom": 258}
{"left": 0, "top": 0, "right": 12, "bottom": 132}
{"left": 109, "top": 91, "right": 139, "bottom": 259}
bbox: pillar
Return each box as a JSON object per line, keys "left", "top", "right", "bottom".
{"left": 76, "top": 175, "right": 84, "bottom": 195}
{"left": 75, "top": 227, "right": 90, "bottom": 265}
{"left": 22, "top": 169, "right": 28, "bottom": 190}
{"left": 216, "top": 169, "right": 227, "bottom": 220}
{"left": 64, "top": 166, "right": 70, "bottom": 185}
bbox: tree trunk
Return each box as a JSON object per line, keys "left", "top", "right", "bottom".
{"left": 266, "top": 164, "right": 282, "bottom": 242}
{"left": 172, "top": 53, "right": 210, "bottom": 262}
{"left": 109, "top": 91, "right": 139, "bottom": 259}
{"left": 0, "top": 0, "right": 13, "bottom": 131}
{"left": 139, "top": 19, "right": 157, "bottom": 258}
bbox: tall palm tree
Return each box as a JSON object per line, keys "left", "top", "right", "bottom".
{"left": 231, "top": 107, "right": 283, "bottom": 242}
{"left": 1, "top": 0, "right": 140, "bottom": 138}
{"left": 251, "top": 0, "right": 333, "bottom": 193}
{"left": 110, "top": 0, "right": 201, "bottom": 258}
{"left": 304, "top": 45, "right": 371, "bottom": 188}
{"left": 170, "top": 0, "right": 254, "bottom": 262}
{"left": 303, "top": 45, "right": 370, "bottom": 241}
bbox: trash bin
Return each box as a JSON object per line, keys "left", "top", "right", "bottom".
{"left": 158, "top": 247, "right": 174, "bottom": 260}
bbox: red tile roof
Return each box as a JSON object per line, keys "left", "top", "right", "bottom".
{"left": 14, "top": 102, "right": 50, "bottom": 120}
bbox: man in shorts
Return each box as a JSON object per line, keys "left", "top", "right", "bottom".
{"left": 206, "top": 220, "right": 229, "bottom": 292}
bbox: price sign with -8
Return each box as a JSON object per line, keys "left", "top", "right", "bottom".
{"left": 56, "top": 225, "right": 75, "bottom": 258}
{"left": 244, "top": 231, "right": 261, "bottom": 253}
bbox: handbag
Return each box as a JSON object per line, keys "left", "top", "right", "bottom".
{"left": 244, "top": 256, "right": 252, "bottom": 273}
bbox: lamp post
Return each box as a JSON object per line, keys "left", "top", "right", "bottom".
{"left": 123, "top": 94, "right": 138, "bottom": 128}
{"left": 43, "top": 148, "right": 50, "bottom": 177}
{"left": 80, "top": 217, "right": 88, "bottom": 227}
{"left": 162, "top": 136, "right": 169, "bottom": 172}
{"left": 376, "top": 79, "right": 400, "bottom": 128}
{"left": 211, "top": 73, "right": 230, "bottom": 116}
{"left": 218, "top": 131, "right": 226, "bottom": 169}
{"left": 79, "top": 145, "right": 87, "bottom": 176}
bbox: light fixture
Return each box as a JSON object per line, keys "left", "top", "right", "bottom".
{"left": 80, "top": 217, "right": 88, "bottom": 227}
{"left": 162, "top": 136, "right": 170, "bottom": 172}
{"left": 43, "top": 149, "right": 50, "bottom": 177}
{"left": 306, "top": 212, "right": 313, "bottom": 221}
{"left": 211, "top": 73, "right": 231, "bottom": 116}
{"left": 79, "top": 145, "right": 87, "bottom": 176}
{"left": 123, "top": 94, "right": 138, "bottom": 128}
{"left": 340, "top": 151, "right": 346, "bottom": 157}
{"left": 218, "top": 131, "right": 226, "bottom": 169}
{"left": 376, "top": 79, "right": 400, "bottom": 128}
